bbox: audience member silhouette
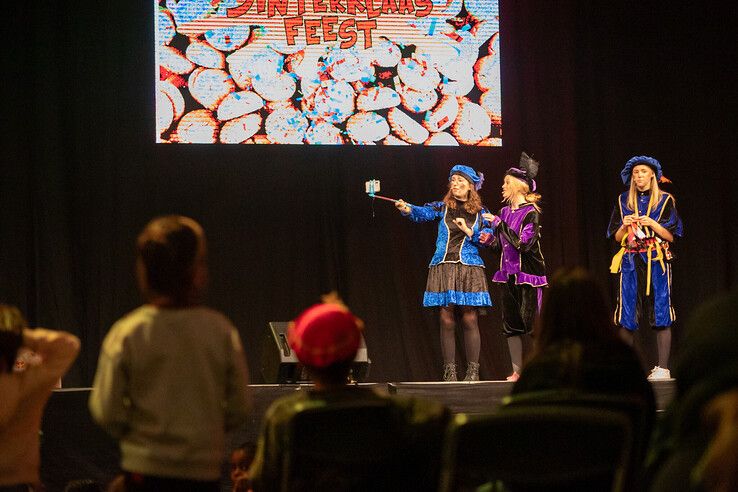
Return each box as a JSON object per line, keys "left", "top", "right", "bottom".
{"left": 0, "top": 304, "right": 80, "bottom": 491}
{"left": 648, "top": 289, "right": 738, "bottom": 492}
{"left": 230, "top": 441, "right": 257, "bottom": 492}
{"left": 248, "top": 295, "right": 450, "bottom": 491}
{"left": 511, "top": 267, "right": 655, "bottom": 408}
{"left": 89, "top": 215, "right": 250, "bottom": 492}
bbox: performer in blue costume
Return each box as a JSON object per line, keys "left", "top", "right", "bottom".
{"left": 607, "top": 156, "right": 683, "bottom": 380}
{"left": 396, "top": 165, "right": 493, "bottom": 382}
{"left": 480, "top": 153, "right": 547, "bottom": 382}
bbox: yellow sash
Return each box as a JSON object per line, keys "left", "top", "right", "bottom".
{"left": 610, "top": 237, "right": 666, "bottom": 296}
{"left": 609, "top": 236, "right": 628, "bottom": 274}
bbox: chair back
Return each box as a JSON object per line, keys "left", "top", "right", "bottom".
{"left": 502, "top": 390, "right": 652, "bottom": 489}
{"left": 439, "top": 406, "right": 633, "bottom": 492}
{"left": 281, "top": 400, "right": 439, "bottom": 491}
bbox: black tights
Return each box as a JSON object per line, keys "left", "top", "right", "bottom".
{"left": 439, "top": 307, "right": 480, "bottom": 364}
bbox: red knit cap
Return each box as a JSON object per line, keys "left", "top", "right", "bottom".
{"left": 288, "top": 303, "right": 362, "bottom": 368}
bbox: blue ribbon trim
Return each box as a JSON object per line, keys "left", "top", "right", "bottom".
{"left": 423, "top": 291, "right": 492, "bottom": 307}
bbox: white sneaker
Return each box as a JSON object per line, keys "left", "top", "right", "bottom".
{"left": 648, "top": 366, "right": 671, "bottom": 380}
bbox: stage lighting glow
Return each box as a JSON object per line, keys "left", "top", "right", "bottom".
{"left": 155, "top": 0, "right": 502, "bottom": 145}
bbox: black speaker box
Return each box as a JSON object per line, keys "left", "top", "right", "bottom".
{"left": 260, "top": 321, "right": 370, "bottom": 383}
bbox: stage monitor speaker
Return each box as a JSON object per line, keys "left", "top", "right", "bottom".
{"left": 260, "top": 321, "right": 370, "bottom": 383}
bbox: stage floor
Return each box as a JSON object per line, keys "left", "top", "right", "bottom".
{"left": 40, "top": 379, "right": 676, "bottom": 491}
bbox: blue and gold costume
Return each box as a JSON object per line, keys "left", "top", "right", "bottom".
{"left": 607, "top": 180, "right": 683, "bottom": 331}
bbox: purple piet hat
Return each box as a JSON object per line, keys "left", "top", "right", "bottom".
{"left": 505, "top": 152, "right": 539, "bottom": 191}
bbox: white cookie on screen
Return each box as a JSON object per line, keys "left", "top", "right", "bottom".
{"left": 440, "top": 73, "right": 474, "bottom": 97}
{"left": 451, "top": 99, "right": 491, "bottom": 145}
{"left": 176, "top": 109, "right": 219, "bottom": 143}
{"left": 157, "top": 90, "right": 175, "bottom": 136}
{"left": 252, "top": 72, "right": 296, "bottom": 102}
{"left": 204, "top": 24, "right": 251, "bottom": 52}
{"left": 372, "top": 39, "right": 402, "bottom": 67}
{"left": 291, "top": 49, "right": 326, "bottom": 80}
{"left": 265, "top": 107, "right": 308, "bottom": 144}
{"left": 324, "top": 48, "right": 374, "bottom": 83}
{"left": 159, "top": 80, "right": 185, "bottom": 120}
{"left": 186, "top": 41, "right": 226, "bottom": 69}
{"left": 413, "top": 41, "right": 459, "bottom": 72}
{"left": 346, "top": 112, "right": 390, "bottom": 143}
{"left": 190, "top": 68, "right": 235, "bottom": 110}
{"left": 423, "top": 95, "right": 458, "bottom": 132}
{"left": 301, "top": 80, "right": 355, "bottom": 124}
{"left": 397, "top": 58, "right": 440, "bottom": 92}
{"left": 187, "top": 66, "right": 205, "bottom": 91}
{"left": 300, "top": 75, "right": 321, "bottom": 99}
{"left": 425, "top": 132, "right": 459, "bottom": 146}
{"left": 159, "top": 45, "right": 195, "bottom": 75}
{"left": 478, "top": 137, "right": 503, "bottom": 146}
{"left": 166, "top": 0, "right": 216, "bottom": 28}
{"left": 227, "top": 45, "right": 283, "bottom": 87}
{"left": 400, "top": 89, "right": 438, "bottom": 113}
{"left": 356, "top": 87, "right": 401, "bottom": 111}
{"left": 305, "top": 121, "right": 344, "bottom": 145}
{"left": 474, "top": 55, "right": 501, "bottom": 92}
{"left": 157, "top": 9, "right": 176, "bottom": 46}
{"left": 382, "top": 134, "right": 411, "bottom": 145}
{"left": 265, "top": 100, "right": 296, "bottom": 113}
{"left": 217, "top": 91, "right": 264, "bottom": 121}
{"left": 479, "top": 89, "right": 502, "bottom": 124}
{"left": 220, "top": 113, "right": 262, "bottom": 143}
{"left": 388, "top": 107, "right": 429, "bottom": 144}
{"left": 436, "top": 53, "right": 475, "bottom": 82}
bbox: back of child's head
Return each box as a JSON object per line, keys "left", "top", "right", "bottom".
{"left": 136, "top": 215, "right": 207, "bottom": 306}
{"left": 0, "top": 304, "right": 26, "bottom": 373}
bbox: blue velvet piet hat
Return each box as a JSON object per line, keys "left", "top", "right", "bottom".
{"left": 449, "top": 165, "right": 484, "bottom": 191}
{"left": 621, "top": 155, "right": 663, "bottom": 185}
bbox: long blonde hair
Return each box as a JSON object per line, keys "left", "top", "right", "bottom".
{"left": 627, "top": 175, "right": 660, "bottom": 216}
{"left": 505, "top": 177, "right": 542, "bottom": 212}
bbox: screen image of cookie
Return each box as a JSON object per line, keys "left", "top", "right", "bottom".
{"left": 154, "top": 0, "right": 502, "bottom": 145}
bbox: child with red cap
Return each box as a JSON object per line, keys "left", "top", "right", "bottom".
{"left": 248, "top": 297, "right": 450, "bottom": 491}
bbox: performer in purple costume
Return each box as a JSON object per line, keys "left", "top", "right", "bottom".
{"left": 481, "top": 153, "right": 547, "bottom": 381}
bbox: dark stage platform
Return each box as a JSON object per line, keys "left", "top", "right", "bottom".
{"left": 40, "top": 380, "right": 676, "bottom": 491}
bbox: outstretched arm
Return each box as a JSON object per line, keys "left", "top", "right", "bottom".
{"left": 397, "top": 200, "right": 444, "bottom": 223}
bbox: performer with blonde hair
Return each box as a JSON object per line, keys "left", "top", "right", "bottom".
{"left": 608, "top": 156, "right": 683, "bottom": 380}
{"left": 481, "top": 152, "right": 547, "bottom": 382}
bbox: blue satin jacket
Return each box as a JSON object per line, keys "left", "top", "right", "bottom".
{"left": 405, "top": 201, "right": 493, "bottom": 267}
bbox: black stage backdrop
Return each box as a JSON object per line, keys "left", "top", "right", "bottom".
{"left": 2, "top": 2, "right": 736, "bottom": 386}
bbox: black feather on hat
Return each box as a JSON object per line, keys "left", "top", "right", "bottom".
{"left": 506, "top": 152, "right": 540, "bottom": 191}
